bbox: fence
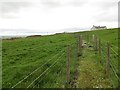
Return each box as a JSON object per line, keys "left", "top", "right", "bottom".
{"left": 9, "top": 34, "right": 83, "bottom": 88}
{"left": 85, "top": 34, "right": 119, "bottom": 87}
{"left": 7, "top": 33, "right": 119, "bottom": 88}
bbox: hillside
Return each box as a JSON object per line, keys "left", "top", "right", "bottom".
{"left": 2, "top": 28, "right": 119, "bottom": 88}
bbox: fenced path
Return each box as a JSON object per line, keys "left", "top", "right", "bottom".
{"left": 76, "top": 41, "right": 113, "bottom": 88}
{"left": 8, "top": 34, "right": 118, "bottom": 88}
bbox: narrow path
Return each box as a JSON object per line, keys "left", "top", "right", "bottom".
{"left": 76, "top": 42, "right": 113, "bottom": 88}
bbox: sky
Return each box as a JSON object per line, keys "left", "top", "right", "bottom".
{"left": 0, "top": 0, "right": 119, "bottom": 35}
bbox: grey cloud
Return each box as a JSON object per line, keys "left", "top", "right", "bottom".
{"left": 1, "top": 29, "right": 35, "bottom": 33}
{"left": 118, "top": 1, "right": 120, "bottom": 27}
{"left": 91, "top": 1, "right": 118, "bottom": 23}
{"left": 95, "top": 10, "right": 117, "bottom": 23}
{"left": 41, "top": 0, "right": 61, "bottom": 8}
{"left": 40, "top": 0, "right": 88, "bottom": 8}
{"left": 0, "top": 1, "right": 32, "bottom": 18}
{"left": 1, "top": 2, "right": 31, "bottom": 13}
{"left": 68, "top": 0, "right": 88, "bottom": 7}
{"left": 97, "top": 15, "right": 117, "bottom": 22}
{"left": 92, "top": 1, "right": 117, "bottom": 10}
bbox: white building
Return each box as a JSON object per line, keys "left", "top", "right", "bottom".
{"left": 91, "top": 25, "right": 107, "bottom": 30}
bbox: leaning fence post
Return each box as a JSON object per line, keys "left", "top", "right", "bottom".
{"left": 105, "top": 42, "right": 110, "bottom": 76}
{"left": 67, "top": 45, "right": 70, "bottom": 85}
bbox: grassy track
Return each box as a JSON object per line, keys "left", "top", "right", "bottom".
{"left": 77, "top": 42, "right": 113, "bottom": 88}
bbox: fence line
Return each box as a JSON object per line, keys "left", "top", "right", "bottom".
{"left": 109, "top": 59, "right": 118, "bottom": 73}
{"left": 78, "top": 34, "right": 119, "bottom": 87}
{"left": 111, "top": 44, "right": 119, "bottom": 50}
{"left": 33, "top": 68, "right": 51, "bottom": 88}
{"left": 27, "top": 52, "right": 65, "bottom": 88}
{"left": 110, "top": 47, "right": 118, "bottom": 56}
{"left": 92, "top": 35, "right": 119, "bottom": 84}
{"left": 33, "top": 61, "right": 64, "bottom": 88}
{"left": 8, "top": 34, "right": 119, "bottom": 88}
{"left": 11, "top": 48, "right": 65, "bottom": 88}
{"left": 109, "top": 62, "right": 120, "bottom": 82}
{"left": 100, "top": 37, "right": 119, "bottom": 51}
{"left": 99, "top": 39, "right": 118, "bottom": 57}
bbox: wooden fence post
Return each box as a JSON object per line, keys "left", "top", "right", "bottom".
{"left": 105, "top": 42, "right": 110, "bottom": 76}
{"left": 88, "top": 34, "right": 89, "bottom": 44}
{"left": 92, "top": 34, "right": 95, "bottom": 44}
{"left": 77, "top": 35, "right": 82, "bottom": 58}
{"left": 92, "top": 34, "right": 95, "bottom": 49}
{"left": 98, "top": 39, "right": 101, "bottom": 55}
{"left": 78, "top": 35, "right": 80, "bottom": 50}
{"left": 79, "top": 35, "right": 82, "bottom": 50}
{"left": 95, "top": 36, "right": 98, "bottom": 51}
{"left": 78, "top": 35, "right": 82, "bottom": 49}
{"left": 67, "top": 45, "right": 70, "bottom": 84}
{"left": 77, "top": 36, "right": 79, "bottom": 61}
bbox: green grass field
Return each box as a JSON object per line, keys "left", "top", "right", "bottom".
{"left": 2, "top": 28, "right": 119, "bottom": 88}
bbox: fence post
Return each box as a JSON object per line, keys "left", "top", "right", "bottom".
{"left": 95, "top": 36, "right": 98, "bottom": 51}
{"left": 92, "top": 34, "right": 95, "bottom": 44}
{"left": 77, "top": 35, "right": 82, "bottom": 58}
{"left": 105, "top": 42, "right": 110, "bottom": 76}
{"left": 67, "top": 45, "right": 70, "bottom": 85}
{"left": 98, "top": 39, "right": 101, "bottom": 55}
{"left": 88, "top": 34, "right": 89, "bottom": 44}
{"left": 80, "top": 35, "right": 82, "bottom": 48}
{"left": 78, "top": 35, "right": 80, "bottom": 50}
{"left": 92, "top": 34, "right": 95, "bottom": 49}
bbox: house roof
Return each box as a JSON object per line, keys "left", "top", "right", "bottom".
{"left": 93, "top": 26, "right": 106, "bottom": 28}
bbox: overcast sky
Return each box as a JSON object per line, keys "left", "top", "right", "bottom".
{"left": 0, "top": 0, "right": 119, "bottom": 35}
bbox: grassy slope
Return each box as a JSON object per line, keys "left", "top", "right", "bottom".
{"left": 2, "top": 34, "right": 76, "bottom": 88}
{"left": 2, "top": 28, "right": 118, "bottom": 88}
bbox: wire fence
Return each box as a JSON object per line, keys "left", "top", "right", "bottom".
{"left": 10, "top": 34, "right": 82, "bottom": 88}
{"left": 87, "top": 34, "right": 119, "bottom": 87}
{"left": 27, "top": 52, "right": 65, "bottom": 88}
{"left": 4, "top": 33, "right": 119, "bottom": 88}
{"left": 11, "top": 48, "right": 65, "bottom": 88}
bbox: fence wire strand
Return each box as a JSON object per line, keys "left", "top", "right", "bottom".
{"left": 11, "top": 48, "right": 65, "bottom": 88}
{"left": 33, "top": 54, "right": 65, "bottom": 88}
{"left": 27, "top": 52, "right": 65, "bottom": 88}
